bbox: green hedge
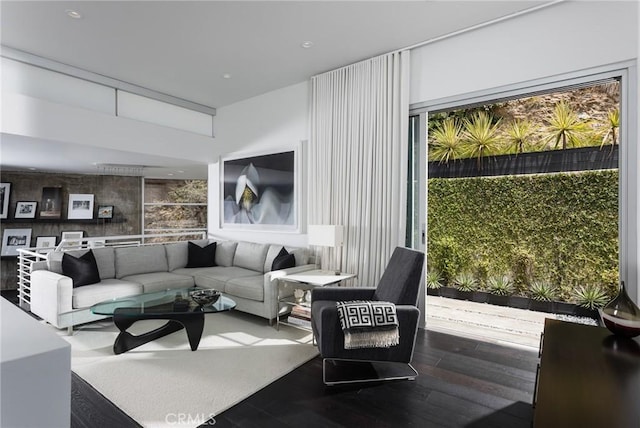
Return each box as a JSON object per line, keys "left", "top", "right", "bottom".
{"left": 427, "top": 170, "right": 619, "bottom": 300}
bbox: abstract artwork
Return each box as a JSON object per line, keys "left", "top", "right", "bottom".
{"left": 221, "top": 150, "right": 296, "bottom": 230}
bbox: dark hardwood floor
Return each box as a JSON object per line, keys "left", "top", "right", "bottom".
{"left": 214, "top": 331, "right": 537, "bottom": 428}
{"left": 2, "top": 290, "right": 538, "bottom": 427}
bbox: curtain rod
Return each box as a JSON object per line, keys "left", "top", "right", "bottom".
{"left": 313, "top": 0, "right": 565, "bottom": 77}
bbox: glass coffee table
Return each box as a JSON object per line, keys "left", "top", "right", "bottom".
{"left": 91, "top": 287, "right": 235, "bottom": 354}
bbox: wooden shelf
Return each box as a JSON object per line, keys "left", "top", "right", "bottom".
{"left": 2, "top": 218, "right": 126, "bottom": 224}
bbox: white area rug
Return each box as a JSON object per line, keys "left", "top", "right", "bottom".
{"left": 55, "top": 312, "right": 318, "bottom": 428}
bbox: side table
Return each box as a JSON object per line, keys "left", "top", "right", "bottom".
{"left": 277, "top": 269, "right": 356, "bottom": 330}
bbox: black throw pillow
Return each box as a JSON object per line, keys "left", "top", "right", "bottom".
{"left": 186, "top": 241, "right": 217, "bottom": 268}
{"left": 272, "top": 247, "right": 296, "bottom": 271}
{"left": 62, "top": 250, "right": 101, "bottom": 288}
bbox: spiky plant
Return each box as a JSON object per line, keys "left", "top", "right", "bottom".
{"left": 429, "top": 117, "right": 465, "bottom": 164}
{"left": 487, "top": 275, "right": 513, "bottom": 296}
{"left": 529, "top": 280, "right": 557, "bottom": 302}
{"left": 546, "top": 100, "right": 589, "bottom": 150}
{"left": 463, "top": 111, "right": 501, "bottom": 170}
{"left": 572, "top": 285, "right": 610, "bottom": 310}
{"left": 600, "top": 108, "right": 620, "bottom": 151}
{"left": 506, "top": 119, "right": 534, "bottom": 155}
{"left": 454, "top": 272, "right": 478, "bottom": 292}
{"left": 427, "top": 270, "right": 444, "bottom": 290}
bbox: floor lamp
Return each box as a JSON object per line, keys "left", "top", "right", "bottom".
{"left": 308, "top": 225, "right": 344, "bottom": 275}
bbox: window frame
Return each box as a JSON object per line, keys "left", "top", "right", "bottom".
{"left": 141, "top": 178, "right": 208, "bottom": 241}
{"left": 410, "top": 60, "right": 638, "bottom": 303}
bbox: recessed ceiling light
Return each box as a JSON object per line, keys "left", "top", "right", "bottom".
{"left": 177, "top": 170, "right": 185, "bottom": 174}
{"left": 167, "top": 173, "right": 174, "bottom": 176}
{"left": 222, "top": 73, "right": 232, "bottom": 79}
{"left": 66, "top": 9, "right": 82, "bottom": 19}
{"left": 28, "top": 167, "right": 37, "bottom": 171}
{"left": 301, "top": 41, "right": 313, "bottom": 49}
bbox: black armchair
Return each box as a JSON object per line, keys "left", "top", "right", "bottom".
{"left": 311, "top": 246, "right": 425, "bottom": 385}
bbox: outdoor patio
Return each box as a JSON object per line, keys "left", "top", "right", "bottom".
{"left": 426, "top": 295, "right": 597, "bottom": 349}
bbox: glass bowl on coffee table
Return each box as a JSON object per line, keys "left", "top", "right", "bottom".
{"left": 91, "top": 286, "right": 235, "bottom": 354}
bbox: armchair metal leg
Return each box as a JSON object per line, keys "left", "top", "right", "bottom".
{"left": 322, "top": 358, "right": 418, "bottom": 386}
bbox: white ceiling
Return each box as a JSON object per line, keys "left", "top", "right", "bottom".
{"left": 0, "top": 0, "right": 548, "bottom": 178}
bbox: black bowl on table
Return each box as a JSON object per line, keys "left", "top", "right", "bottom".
{"left": 189, "top": 289, "right": 221, "bottom": 306}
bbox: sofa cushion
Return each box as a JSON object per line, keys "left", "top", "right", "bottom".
{"left": 121, "top": 272, "right": 194, "bottom": 294}
{"left": 186, "top": 241, "right": 217, "bottom": 268}
{"left": 215, "top": 241, "right": 237, "bottom": 267}
{"left": 92, "top": 247, "right": 116, "bottom": 279}
{"left": 62, "top": 250, "right": 100, "bottom": 288}
{"left": 193, "top": 266, "right": 259, "bottom": 291}
{"left": 72, "top": 279, "right": 143, "bottom": 309}
{"left": 115, "top": 245, "right": 168, "bottom": 279}
{"left": 288, "top": 247, "right": 309, "bottom": 266}
{"left": 48, "top": 247, "right": 115, "bottom": 279}
{"left": 271, "top": 247, "right": 296, "bottom": 271}
{"left": 234, "top": 242, "right": 269, "bottom": 273}
{"left": 165, "top": 239, "right": 209, "bottom": 271}
{"left": 225, "top": 276, "right": 264, "bottom": 301}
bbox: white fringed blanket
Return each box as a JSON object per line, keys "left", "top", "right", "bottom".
{"left": 336, "top": 301, "right": 399, "bottom": 349}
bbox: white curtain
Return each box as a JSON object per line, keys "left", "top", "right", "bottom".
{"left": 309, "top": 50, "right": 411, "bottom": 287}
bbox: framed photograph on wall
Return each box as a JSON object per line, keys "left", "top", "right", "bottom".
{"left": 67, "top": 194, "right": 94, "bottom": 219}
{"left": 1, "top": 228, "right": 32, "bottom": 256}
{"left": 40, "top": 187, "right": 62, "bottom": 218}
{"left": 97, "top": 205, "right": 114, "bottom": 219}
{"left": 221, "top": 148, "right": 298, "bottom": 231}
{"left": 60, "top": 231, "right": 84, "bottom": 250}
{"left": 14, "top": 201, "right": 37, "bottom": 219}
{"left": 0, "top": 183, "right": 11, "bottom": 220}
{"left": 35, "top": 236, "right": 57, "bottom": 253}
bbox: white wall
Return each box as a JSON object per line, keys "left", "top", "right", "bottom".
{"left": 410, "top": 1, "right": 638, "bottom": 105}
{"left": 208, "top": 81, "right": 310, "bottom": 247}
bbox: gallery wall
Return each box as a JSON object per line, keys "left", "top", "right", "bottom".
{"left": 0, "top": 171, "right": 142, "bottom": 289}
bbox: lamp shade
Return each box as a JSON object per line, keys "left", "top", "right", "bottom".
{"left": 308, "top": 225, "right": 344, "bottom": 247}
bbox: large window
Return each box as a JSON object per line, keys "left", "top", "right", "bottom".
{"left": 410, "top": 67, "right": 632, "bottom": 307}
{"left": 143, "top": 179, "right": 207, "bottom": 242}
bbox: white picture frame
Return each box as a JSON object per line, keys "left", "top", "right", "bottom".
{"left": 60, "top": 231, "right": 84, "bottom": 250}
{"left": 67, "top": 194, "right": 94, "bottom": 219}
{"left": 220, "top": 147, "right": 299, "bottom": 231}
{"left": 35, "top": 236, "right": 57, "bottom": 254}
{"left": 0, "top": 183, "right": 11, "bottom": 220}
{"left": 1, "top": 228, "right": 32, "bottom": 256}
{"left": 14, "top": 201, "right": 38, "bottom": 219}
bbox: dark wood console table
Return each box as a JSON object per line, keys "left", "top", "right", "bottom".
{"left": 534, "top": 318, "right": 640, "bottom": 428}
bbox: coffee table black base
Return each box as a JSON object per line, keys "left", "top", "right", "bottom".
{"left": 112, "top": 309, "right": 205, "bottom": 355}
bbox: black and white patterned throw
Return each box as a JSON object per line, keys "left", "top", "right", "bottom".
{"left": 336, "top": 301, "right": 399, "bottom": 349}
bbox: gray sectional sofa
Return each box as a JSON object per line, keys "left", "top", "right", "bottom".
{"left": 29, "top": 239, "right": 315, "bottom": 330}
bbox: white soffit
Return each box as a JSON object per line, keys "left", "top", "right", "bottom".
{"left": 2, "top": 57, "right": 114, "bottom": 114}
{"left": 117, "top": 91, "right": 213, "bottom": 136}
